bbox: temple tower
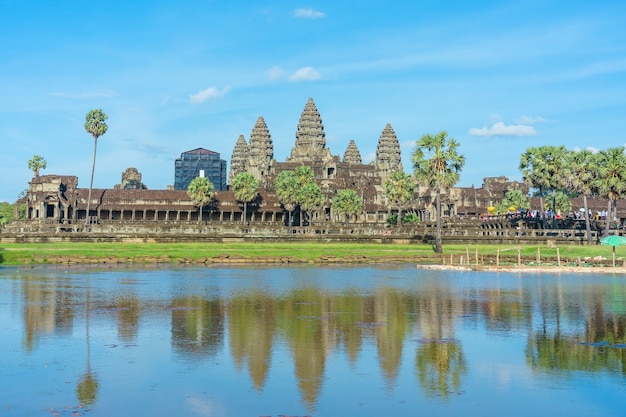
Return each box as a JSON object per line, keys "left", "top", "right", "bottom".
{"left": 247, "top": 116, "right": 274, "bottom": 184}
{"left": 375, "top": 123, "right": 403, "bottom": 180}
{"left": 343, "top": 139, "right": 362, "bottom": 165}
{"left": 229, "top": 134, "right": 249, "bottom": 184}
{"left": 288, "top": 98, "right": 332, "bottom": 163}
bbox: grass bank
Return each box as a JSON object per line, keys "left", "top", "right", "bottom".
{"left": 0, "top": 242, "right": 623, "bottom": 266}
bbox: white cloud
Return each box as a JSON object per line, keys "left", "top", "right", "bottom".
{"left": 189, "top": 86, "right": 230, "bottom": 104}
{"left": 289, "top": 67, "right": 321, "bottom": 82}
{"left": 468, "top": 121, "right": 536, "bottom": 137}
{"left": 293, "top": 8, "right": 325, "bottom": 19}
{"left": 266, "top": 66, "right": 285, "bottom": 80}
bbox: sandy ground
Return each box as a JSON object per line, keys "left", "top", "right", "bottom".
{"left": 416, "top": 264, "right": 626, "bottom": 274}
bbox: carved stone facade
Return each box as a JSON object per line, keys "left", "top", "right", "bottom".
{"left": 343, "top": 140, "right": 362, "bottom": 165}
{"left": 26, "top": 97, "right": 610, "bottom": 229}
{"left": 115, "top": 167, "right": 148, "bottom": 190}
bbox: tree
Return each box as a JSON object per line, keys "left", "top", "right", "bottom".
{"left": 495, "top": 189, "right": 530, "bottom": 215}
{"left": 561, "top": 149, "right": 598, "bottom": 244}
{"left": 187, "top": 176, "right": 215, "bottom": 222}
{"left": 384, "top": 171, "right": 415, "bottom": 226}
{"left": 333, "top": 189, "right": 363, "bottom": 226}
{"left": 596, "top": 147, "right": 626, "bottom": 236}
{"left": 27, "top": 155, "right": 47, "bottom": 177}
{"left": 519, "top": 145, "right": 567, "bottom": 227}
{"left": 299, "top": 182, "right": 324, "bottom": 226}
{"left": 275, "top": 170, "right": 299, "bottom": 226}
{"left": 413, "top": 131, "right": 465, "bottom": 253}
{"left": 231, "top": 172, "right": 259, "bottom": 225}
{"left": 84, "top": 109, "right": 108, "bottom": 224}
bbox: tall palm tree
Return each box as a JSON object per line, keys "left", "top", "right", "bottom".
{"left": 187, "top": 176, "right": 215, "bottom": 222}
{"left": 27, "top": 155, "right": 47, "bottom": 177}
{"left": 332, "top": 189, "right": 363, "bottom": 225}
{"left": 293, "top": 166, "right": 318, "bottom": 226}
{"left": 299, "top": 182, "right": 324, "bottom": 225}
{"left": 561, "top": 149, "right": 598, "bottom": 243}
{"left": 413, "top": 131, "right": 465, "bottom": 253}
{"left": 231, "top": 172, "right": 259, "bottom": 225}
{"left": 84, "top": 109, "right": 108, "bottom": 224}
{"left": 519, "top": 145, "right": 567, "bottom": 227}
{"left": 596, "top": 147, "right": 626, "bottom": 236}
{"left": 275, "top": 170, "right": 299, "bottom": 226}
{"left": 383, "top": 171, "right": 415, "bottom": 226}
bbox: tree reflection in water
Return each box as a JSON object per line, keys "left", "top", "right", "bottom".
{"left": 12, "top": 268, "right": 626, "bottom": 412}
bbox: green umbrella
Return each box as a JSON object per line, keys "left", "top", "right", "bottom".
{"left": 600, "top": 235, "right": 626, "bottom": 267}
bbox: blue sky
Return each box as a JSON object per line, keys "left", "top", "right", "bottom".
{"left": 1, "top": 0, "right": 625, "bottom": 202}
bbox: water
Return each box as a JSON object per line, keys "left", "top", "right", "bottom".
{"left": 1, "top": 265, "right": 625, "bottom": 416}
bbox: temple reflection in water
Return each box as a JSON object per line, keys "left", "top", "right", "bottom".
{"left": 8, "top": 266, "right": 626, "bottom": 412}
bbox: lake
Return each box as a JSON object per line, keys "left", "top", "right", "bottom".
{"left": 1, "top": 265, "right": 625, "bottom": 417}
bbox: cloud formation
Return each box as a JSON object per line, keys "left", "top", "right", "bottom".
{"left": 468, "top": 122, "right": 536, "bottom": 137}
{"left": 189, "top": 86, "right": 230, "bottom": 104}
{"left": 293, "top": 8, "right": 325, "bottom": 19}
{"left": 266, "top": 66, "right": 285, "bottom": 80}
{"left": 289, "top": 67, "right": 321, "bottom": 82}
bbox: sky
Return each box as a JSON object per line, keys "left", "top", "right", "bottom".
{"left": 1, "top": 0, "right": 625, "bottom": 202}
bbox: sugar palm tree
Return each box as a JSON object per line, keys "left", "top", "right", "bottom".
{"left": 332, "top": 189, "right": 363, "bottom": 225}
{"left": 299, "top": 181, "right": 324, "bottom": 225}
{"left": 561, "top": 149, "right": 598, "bottom": 243}
{"left": 84, "top": 109, "right": 108, "bottom": 224}
{"left": 596, "top": 147, "right": 626, "bottom": 236}
{"left": 384, "top": 171, "right": 415, "bottom": 226}
{"left": 413, "top": 131, "right": 465, "bottom": 253}
{"left": 187, "top": 176, "right": 215, "bottom": 222}
{"left": 27, "top": 155, "right": 47, "bottom": 177}
{"left": 231, "top": 172, "right": 259, "bottom": 224}
{"left": 519, "top": 145, "right": 567, "bottom": 227}
{"left": 275, "top": 170, "right": 299, "bottom": 226}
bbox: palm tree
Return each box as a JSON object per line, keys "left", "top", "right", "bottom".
{"left": 519, "top": 145, "right": 567, "bottom": 227}
{"left": 561, "top": 149, "right": 598, "bottom": 243}
{"left": 333, "top": 189, "right": 363, "bottom": 226}
{"left": 275, "top": 170, "right": 299, "bottom": 226}
{"left": 413, "top": 131, "right": 465, "bottom": 253}
{"left": 299, "top": 182, "right": 324, "bottom": 226}
{"left": 383, "top": 171, "right": 415, "bottom": 226}
{"left": 27, "top": 155, "right": 47, "bottom": 177}
{"left": 231, "top": 172, "right": 259, "bottom": 225}
{"left": 596, "top": 147, "right": 626, "bottom": 236}
{"left": 187, "top": 176, "right": 215, "bottom": 222}
{"left": 84, "top": 109, "right": 108, "bottom": 224}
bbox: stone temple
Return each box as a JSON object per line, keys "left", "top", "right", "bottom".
{"left": 228, "top": 97, "right": 406, "bottom": 223}
{"left": 21, "top": 97, "right": 547, "bottom": 226}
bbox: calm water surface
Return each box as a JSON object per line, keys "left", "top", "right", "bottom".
{"left": 1, "top": 265, "right": 625, "bottom": 417}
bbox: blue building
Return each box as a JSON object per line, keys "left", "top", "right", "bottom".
{"left": 174, "top": 148, "right": 227, "bottom": 191}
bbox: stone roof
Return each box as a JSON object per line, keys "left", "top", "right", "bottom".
{"left": 343, "top": 139, "right": 362, "bottom": 164}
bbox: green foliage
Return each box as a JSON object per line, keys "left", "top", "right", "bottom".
{"left": 187, "top": 176, "right": 215, "bottom": 220}
{"left": 27, "top": 155, "right": 47, "bottom": 177}
{"left": 275, "top": 166, "right": 323, "bottom": 225}
{"left": 232, "top": 172, "right": 259, "bottom": 224}
{"left": 413, "top": 130, "right": 465, "bottom": 253}
{"left": 333, "top": 189, "right": 362, "bottom": 225}
{"left": 384, "top": 171, "right": 415, "bottom": 225}
{"left": 386, "top": 212, "right": 420, "bottom": 226}
{"left": 0, "top": 202, "right": 13, "bottom": 224}
{"left": 84, "top": 109, "right": 108, "bottom": 140}
{"left": 231, "top": 172, "right": 259, "bottom": 204}
{"left": 495, "top": 190, "right": 530, "bottom": 214}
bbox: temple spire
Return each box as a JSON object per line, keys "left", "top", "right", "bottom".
{"left": 229, "top": 134, "right": 249, "bottom": 184}
{"left": 343, "top": 139, "right": 362, "bottom": 165}
{"left": 247, "top": 116, "right": 274, "bottom": 183}
{"left": 375, "top": 123, "right": 403, "bottom": 180}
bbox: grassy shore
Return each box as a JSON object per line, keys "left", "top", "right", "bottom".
{"left": 0, "top": 241, "right": 624, "bottom": 267}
